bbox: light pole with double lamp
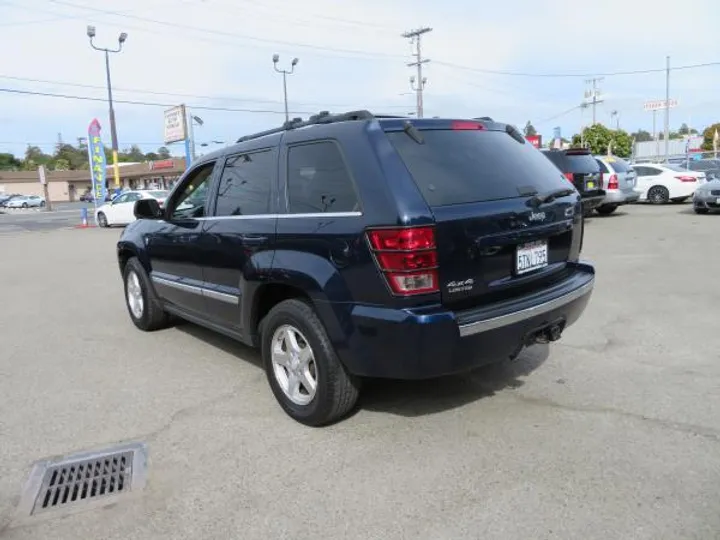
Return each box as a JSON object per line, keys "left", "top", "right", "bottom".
{"left": 272, "top": 54, "right": 298, "bottom": 123}
{"left": 87, "top": 25, "right": 127, "bottom": 189}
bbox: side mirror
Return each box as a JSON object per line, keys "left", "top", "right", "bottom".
{"left": 134, "top": 198, "right": 162, "bottom": 220}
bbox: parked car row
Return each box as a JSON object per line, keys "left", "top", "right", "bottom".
{"left": 539, "top": 150, "right": 715, "bottom": 216}
{"left": 0, "top": 194, "right": 46, "bottom": 209}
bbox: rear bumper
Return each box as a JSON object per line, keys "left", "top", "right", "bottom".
{"left": 581, "top": 193, "right": 606, "bottom": 211}
{"left": 336, "top": 262, "right": 595, "bottom": 379}
{"left": 602, "top": 189, "right": 639, "bottom": 206}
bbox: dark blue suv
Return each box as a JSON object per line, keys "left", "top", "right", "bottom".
{"left": 117, "top": 111, "right": 595, "bottom": 426}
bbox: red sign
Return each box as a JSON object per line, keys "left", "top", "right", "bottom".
{"left": 150, "top": 159, "right": 174, "bottom": 170}
{"left": 526, "top": 135, "right": 542, "bottom": 148}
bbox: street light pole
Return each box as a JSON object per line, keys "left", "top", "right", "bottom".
{"left": 272, "top": 54, "right": 298, "bottom": 123}
{"left": 87, "top": 26, "right": 126, "bottom": 190}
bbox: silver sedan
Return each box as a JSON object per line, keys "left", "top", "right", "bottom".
{"left": 692, "top": 179, "right": 720, "bottom": 214}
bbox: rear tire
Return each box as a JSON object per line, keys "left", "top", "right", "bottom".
{"left": 647, "top": 186, "right": 670, "bottom": 205}
{"left": 261, "top": 298, "right": 360, "bottom": 426}
{"left": 123, "top": 257, "right": 171, "bottom": 331}
{"left": 22, "top": 202, "right": 28, "bottom": 209}
{"left": 694, "top": 207, "right": 709, "bottom": 215}
{"left": 97, "top": 212, "right": 108, "bottom": 228}
{"left": 596, "top": 204, "right": 618, "bottom": 215}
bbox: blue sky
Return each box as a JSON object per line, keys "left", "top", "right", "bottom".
{"left": 1, "top": 0, "right": 718, "bottom": 159}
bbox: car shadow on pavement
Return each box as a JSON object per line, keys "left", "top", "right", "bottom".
{"left": 359, "top": 344, "right": 550, "bottom": 417}
{"left": 174, "top": 322, "right": 263, "bottom": 369}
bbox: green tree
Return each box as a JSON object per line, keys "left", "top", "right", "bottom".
{"left": 157, "top": 147, "right": 171, "bottom": 159}
{"left": 53, "top": 158, "right": 70, "bottom": 171}
{"left": 701, "top": 123, "right": 720, "bottom": 151}
{"left": 54, "top": 143, "right": 88, "bottom": 170}
{"left": 572, "top": 124, "right": 632, "bottom": 158}
{"left": 523, "top": 121, "right": 537, "bottom": 137}
{"left": 631, "top": 129, "right": 653, "bottom": 142}
{"left": 23, "top": 145, "right": 52, "bottom": 168}
{"left": 0, "top": 152, "right": 21, "bottom": 171}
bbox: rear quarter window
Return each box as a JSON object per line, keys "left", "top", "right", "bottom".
{"left": 386, "top": 129, "right": 569, "bottom": 206}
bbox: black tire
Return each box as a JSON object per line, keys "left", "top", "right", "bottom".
{"left": 582, "top": 208, "right": 593, "bottom": 218}
{"left": 261, "top": 298, "right": 360, "bottom": 426}
{"left": 596, "top": 204, "right": 618, "bottom": 215}
{"left": 647, "top": 185, "right": 669, "bottom": 205}
{"left": 97, "top": 212, "right": 108, "bottom": 228}
{"left": 22, "top": 202, "right": 28, "bottom": 209}
{"left": 40, "top": 201, "right": 46, "bottom": 208}
{"left": 694, "top": 207, "right": 709, "bottom": 215}
{"left": 122, "top": 257, "right": 171, "bottom": 331}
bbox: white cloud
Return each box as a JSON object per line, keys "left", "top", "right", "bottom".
{"left": 1, "top": 0, "right": 719, "bottom": 156}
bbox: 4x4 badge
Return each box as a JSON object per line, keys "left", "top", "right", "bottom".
{"left": 528, "top": 211, "right": 546, "bottom": 222}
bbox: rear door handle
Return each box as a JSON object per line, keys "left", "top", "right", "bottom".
{"left": 240, "top": 234, "right": 268, "bottom": 245}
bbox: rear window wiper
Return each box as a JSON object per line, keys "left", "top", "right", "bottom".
{"left": 403, "top": 121, "right": 424, "bottom": 144}
{"left": 527, "top": 188, "right": 575, "bottom": 207}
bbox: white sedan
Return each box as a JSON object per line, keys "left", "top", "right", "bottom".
{"left": 631, "top": 163, "right": 705, "bottom": 204}
{"left": 95, "top": 190, "right": 169, "bottom": 227}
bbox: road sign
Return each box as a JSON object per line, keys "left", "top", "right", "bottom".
{"left": 164, "top": 105, "right": 188, "bottom": 144}
{"left": 643, "top": 99, "right": 678, "bottom": 112}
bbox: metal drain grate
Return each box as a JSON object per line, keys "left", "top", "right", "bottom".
{"left": 17, "top": 442, "right": 148, "bottom": 519}
{"left": 33, "top": 450, "right": 134, "bottom": 514}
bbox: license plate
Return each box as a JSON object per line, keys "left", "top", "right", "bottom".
{"left": 516, "top": 240, "right": 548, "bottom": 275}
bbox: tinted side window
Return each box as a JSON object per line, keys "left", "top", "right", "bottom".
{"left": 170, "top": 161, "right": 216, "bottom": 219}
{"left": 215, "top": 150, "right": 274, "bottom": 216}
{"left": 596, "top": 159, "right": 609, "bottom": 173}
{"left": 286, "top": 141, "right": 359, "bottom": 213}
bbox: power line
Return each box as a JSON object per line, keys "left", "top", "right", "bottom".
{"left": 0, "top": 87, "right": 412, "bottom": 116}
{"left": 433, "top": 59, "right": 720, "bottom": 78}
{"left": 0, "top": 87, "right": 314, "bottom": 114}
{"left": 538, "top": 105, "right": 582, "bottom": 124}
{"left": 48, "top": 0, "right": 404, "bottom": 60}
{"left": 0, "top": 75, "right": 413, "bottom": 109}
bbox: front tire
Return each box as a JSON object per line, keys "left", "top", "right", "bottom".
{"left": 596, "top": 204, "right": 618, "bottom": 215}
{"left": 123, "top": 257, "right": 171, "bottom": 331}
{"left": 694, "top": 207, "right": 709, "bottom": 214}
{"left": 261, "top": 299, "right": 360, "bottom": 426}
{"left": 22, "top": 202, "right": 28, "bottom": 209}
{"left": 97, "top": 212, "right": 108, "bottom": 228}
{"left": 647, "top": 186, "right": 670, "bottom": 205}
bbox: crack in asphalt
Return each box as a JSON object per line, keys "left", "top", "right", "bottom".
{"left": 136, "top": 386, "right": 245, "bottom": 444}
{"left": 510, "top": 392, "right": 720, "bottom": 443}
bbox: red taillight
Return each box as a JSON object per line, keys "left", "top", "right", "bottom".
{"left": 451, "top": 120, "right": 485, "bottom": 131}
{"left": 367, "top": 226, "right": 439, "bottom": 296}
{"left": 607, "top": 174, "right": 619, "bottom": 190}
{"left": 675, "top": 175, "right": 696, "bottom": 182}
{"left": 564, "top": 172, "right": 574, "bottom": 183}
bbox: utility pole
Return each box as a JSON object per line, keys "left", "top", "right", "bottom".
{"left": 87, "top": 25, "right": 127, "bottom": 190}
{"left": 272, "top": 54, "right": 299, "bottom": 123}
{"left": 402, "top": 27, "right": 432, "bottom": 118}
{"left": 584, "top": 78, "right": 604, "bottom": 124}
{"left": 664, "top": 55, "right": 671, "bottom": 162}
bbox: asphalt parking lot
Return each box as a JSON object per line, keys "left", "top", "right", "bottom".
{"left": 0, "top": 202, "right": 94, "bottom": 233}
{"left": 1, "top": 204, "right": 719, "bottom": 540}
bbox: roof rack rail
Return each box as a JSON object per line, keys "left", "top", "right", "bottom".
{"left": 235, "top": 109, "right": 376, "bottom": 143}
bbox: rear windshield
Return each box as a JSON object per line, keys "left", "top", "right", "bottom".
{"left": 543, "top": 151, "right": 600, "bottom": 174}
{"left": 386, "top": 129, "right": 568, "bottom": 206}
{"left": 605, "top": 156, "right": 631, "bottom": 172}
